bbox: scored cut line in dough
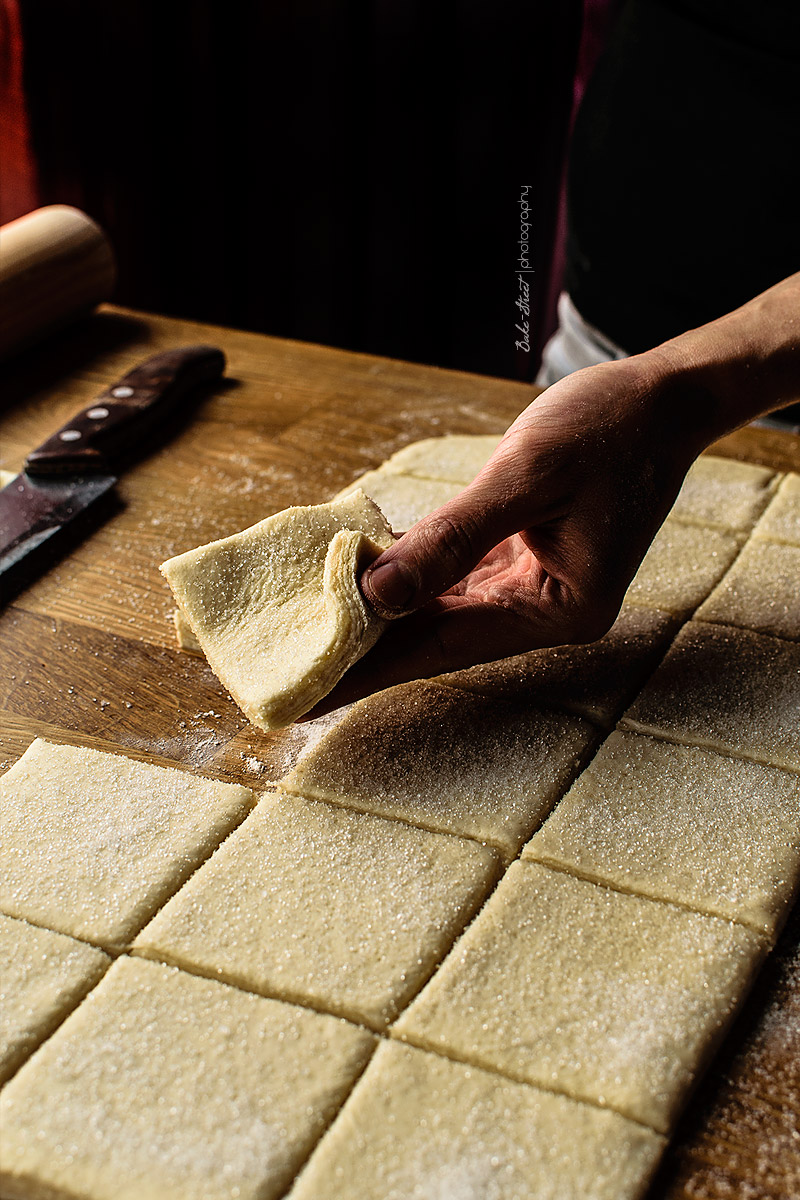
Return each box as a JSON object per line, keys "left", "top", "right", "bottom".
{"left": 291, "top": 1040, "right": 666, "bottom": 1200}
{"left": 434, "top": 605, "right": 678, "bottom": 727}
{"left": 667, "top": 455, "right": 777, "bottom": 532}
{"left": 280, "top": 680, "right": 597, "bottom": 858}
{"left": 0, "top": 957, "right": 376, "bottom": 1200}
{"left": 0, "top": 913, "right": 110, "bottom": 1085}
{"left": 524, "top": 730, "right": 800, "bottom": 938}
{"left": 620, "top": 621, "right": 800, "bottom": 774}
{"left": 752, "top": 471, "right": 800, "bottom": 547}
{"left": 394, "top": 861, "right": 766, "bottom": 1134}
{"left": 161, "top": 490, "right": 394, "bottom": 730}
{"left": 695, "top": 537, "right": 800, "bottom": 642}
{"left": 0, "top": 738, "right": 256, "bottom": 950}
{"left": 134, "top": 792, "right": 501, "bottom": 1030}
{"left": 624, "top": 519, "right": 742, "bottom": 617}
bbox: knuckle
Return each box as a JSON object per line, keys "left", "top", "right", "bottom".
{"left": 423, "top": 512, "right": 479, "bottom": 573}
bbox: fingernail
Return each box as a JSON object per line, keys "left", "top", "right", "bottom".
{"left": 364, "top": 561, "right": 416, "bottom": 615}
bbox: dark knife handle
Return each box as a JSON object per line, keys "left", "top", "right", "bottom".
{"left": 25, "top": 345, "right": 226, "bottom": 476}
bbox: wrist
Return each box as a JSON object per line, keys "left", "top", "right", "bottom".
{"left": 642, "top": 271, "right": 800, "bottom": 449}
{"left": 634, "top": 340, "right": 720, "bottom": 464}
{"left": 606, "top": 346, "right": 708, "bottom": 483}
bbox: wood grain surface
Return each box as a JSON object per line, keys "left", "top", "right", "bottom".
{"left": 1, "top": 304, "right": 799, "bottom": 1198}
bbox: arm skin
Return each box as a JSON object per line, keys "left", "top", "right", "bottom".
{"left": 306, "top": 271, "right": 800, "bottom": 717}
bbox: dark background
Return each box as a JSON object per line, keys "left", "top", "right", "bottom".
{"left": 10, "top": 0, "right": 585, "bottom": 379}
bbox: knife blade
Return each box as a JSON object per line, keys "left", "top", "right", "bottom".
{"left": 0, "top": 345, "right": 226, "bottom": 604}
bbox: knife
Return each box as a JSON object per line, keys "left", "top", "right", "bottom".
{"left": 0, "top": 345, "right": 226, "bottom": 605}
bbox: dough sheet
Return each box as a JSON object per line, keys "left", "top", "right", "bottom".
{"left": 380, "top": 433, "right": 502, "bottom": 482}
{"left": 624, "top": 519, "right": 742, "bottom": 617}
{"left": 0, "top": 957, "right": 375, "bottom": 1200}
{"left": 161, "top": 490, "right": 394, "bottom": 729}
{"left": 435, "top": 605, "right": 677, "bottom": 726}
{"left": 334, "top": 468, "right": 463, "bottom": 531}
{"left": 620, "top": 622, "right": 800, "bottom": 773}
{"left": 394, "top": 861, "right": 766, "bottom": 1134}
{"left": 753, "top": 471, "right": 800, "bottom": 546}
{"left": 696, "top": 537, "right": 800, "bottom": 641}
{"left": 291, "top": 1040, "right": 666, "bottom": 1200}
{"left": 0, "top": 739, "right": 255, "bottom": 950}
{"left": 524, "top": 730, "right": 800, "bottom": 937}
{"left": 0, "top": 914, "right": 109, "bottom": 1085}
{"left": 667, "top": 455, "right": 777, "bottom": 531}
{"left": 5, "top": 438, "right": 794, "bottom": 1197}
{"left": 134, "top": 792, "right": 500, "bottom": 1030}
{"left": 280, "top": 681, "right": 597, "bottom": 857}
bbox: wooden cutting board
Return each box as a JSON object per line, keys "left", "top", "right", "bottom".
{"left": 1, "top": 303, "right": 798, "bottom": 1198}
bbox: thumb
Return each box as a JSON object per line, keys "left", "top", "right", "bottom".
{"left": 361, "top": 484, "right": 516, "bottom": 618}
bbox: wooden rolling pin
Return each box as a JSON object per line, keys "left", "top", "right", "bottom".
{"left": 0, "top": 205, "right": 116, "bottom": 362}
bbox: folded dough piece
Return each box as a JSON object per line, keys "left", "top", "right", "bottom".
{"left": 161, "top": 490, "right": 394, "bottom": 730}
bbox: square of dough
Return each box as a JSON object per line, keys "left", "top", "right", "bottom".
{"left": 134, "top": 792, "right": 500, "bottom": 1030}
{"left": 0, "top": 913, "right": 109, "bottom": 1085}
{"left": 394, "top": 861, "right": 765, "bottom": 1134}
{"left": 624, "top": 520, "right": 742, "bottom": 617}
{"left": 524, "top": 730, "right": 800, "bottom": 938}
{"left": 696, "top": 537, "right": 800, "bottom": 641}
{"left": 335, "top": 468, "right": 463, "bottom": 532}
{"left": 0, "top": 739, "right": 256, "bottom": 950}
{"left": 291, "top": 1040, "right": 666, "bottom": 1200}
{"left": 382, "top": 433, "right": 503, "bottom": 483}
{"left": 668, "top": 455, "right": 776, "bottom": 532}
{"left": 161, "top": 491, "right": 395, "bottom": 730}
{"left": 619, "top": 622, "right": 800, "bottom": 773}
{"left": 753, "top": 472, "right": 800, "bottom": 546}
{"left": 0, "top": 957, "right": 375, "bottom": 1200}
{"left": 280, "top": 681, "right": 597, "bottom": 857}
{"left": 435, "top": 606, "right": 678, "bottom": 727}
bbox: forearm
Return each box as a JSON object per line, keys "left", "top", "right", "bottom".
{"left": 642, "top": 271, "right": 800, "bottom": 456}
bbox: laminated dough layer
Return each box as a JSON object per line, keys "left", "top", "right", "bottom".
{"left": 291, "top": 1040, "right": 666, "bottom": 1200}
{"left": 280, "top": 680, "right": 597, "bottom": 857}
{"left": 173, "top": 607, "right": 201, "bottom": 653}
{"left": 334, "top": 468, "right": 463, "bottom": 532}
{"left": 0, "top": 957, "right": 375, "bottom": 1200}
{"left": 394, "top": 861, "right": 765, "bottom": 1134}
{"left": 134, "top": 792, "right": 500, "bottom": 1030}
{"left": 624, "top": 519, "right": 742, "bottom": 617}
{"left": 667, "top": 455, "right": 777, "bottom": 532}
{"left": 753, "top": 471, "right": 800, "bottom": 546}
{"left": 0, "top": 913, "right": 109, "bottom": 1085}
{"left": 161, "top": 491, "right": 394, "bottom": 730}
{"left": 525, "top": 730, "right": 800, "bottom": 937}
{"left": 434, "top": 605, "right": 677, "bottom": 727}
{"left": 620, "top": 622, "right": 800, "bottom": 773}
{"left": 0, "top": 738, "right": 255, "bottom": 950}
{"left": 696, "top": 537, "right": 800, "bottom": 641}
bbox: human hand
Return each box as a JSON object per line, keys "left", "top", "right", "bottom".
{"left": 300, "top": 270, "right": 800, "bottom": 719}
{"left": 305, "top": 352, "right": 698, "bottom": 717}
